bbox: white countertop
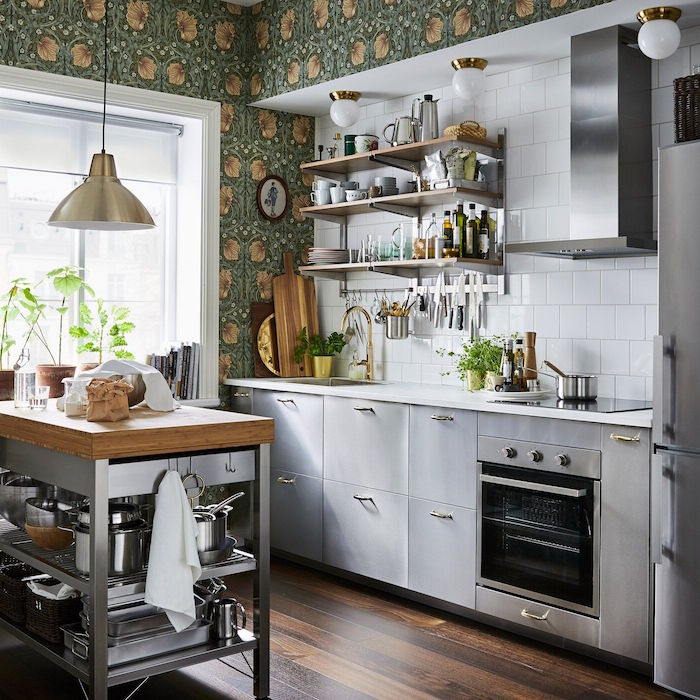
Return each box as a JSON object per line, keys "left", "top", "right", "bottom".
{"left": 224, "top": 378, "right": 653, "bottom": 429}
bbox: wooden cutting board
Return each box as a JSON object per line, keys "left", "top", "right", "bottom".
{"left": 273, "top": 252, "right": 319, "bottom": 377}
{"left": 250, "top": 302, "right": 277, "bottom": 377}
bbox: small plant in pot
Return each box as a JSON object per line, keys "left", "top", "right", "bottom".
{"left": 69, "top": 300, "right": 135, "bottom": 372}
{"left": 294, "top": 327, "right": 346, "bottom": 378}
{"left": 437, "top": 336, "right": 503, "bottom": 391}
{"left": 0, "top": 278, "right": 33, "bottom": 400}
{"left": 25, "top": 266, "right": 95, "bottom": 397}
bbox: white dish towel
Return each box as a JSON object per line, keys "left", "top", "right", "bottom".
{"left": 145, "top": 470, "right": 201, "bottom": 632}
{"left": 77, "top": 359, "right": 176, "bottom": 411}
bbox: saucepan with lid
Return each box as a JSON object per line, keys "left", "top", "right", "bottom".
{"left": 542, "top": 361, "right": 598, "bottom": 401}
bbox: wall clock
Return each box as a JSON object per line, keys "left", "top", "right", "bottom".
{"left": 256, "top": 175, "right": 289, "bottom": 222}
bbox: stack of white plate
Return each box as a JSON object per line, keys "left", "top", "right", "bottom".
{"left": 308, "top": 248, "right": 349, "bottom": 265}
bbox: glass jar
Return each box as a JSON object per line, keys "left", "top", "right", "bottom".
{"left": 63, "top": 377, "right": 90, "bottom": 417}
{"left": 13, "top": 349, "right": 36, "bottom": 409}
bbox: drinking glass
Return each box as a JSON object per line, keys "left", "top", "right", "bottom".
{"left": 29, "top": 385, "right": 49, "bottom": 411}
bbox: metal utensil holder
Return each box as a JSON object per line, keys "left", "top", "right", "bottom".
{"left": 385, "top": 316, "right": 409, "bottom": 340}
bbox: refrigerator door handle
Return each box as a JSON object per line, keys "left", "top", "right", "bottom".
{"left": 653, "top": 334, "right": 676, "bottom": 445}
{"left": 660, "top": 452, "right": 676, "bottom": 562}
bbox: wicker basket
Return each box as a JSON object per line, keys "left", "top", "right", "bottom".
{"left": 25, "top": 584, "right": 81, "bottom": 644}
{"left": 0, "top": 563, "right": 40, "bottom": 623}
{"left": 444, "top": 120, "right": 488, "bottom": 140}
{"left": 674, "top": 74, "right": 700, "bottom": 143}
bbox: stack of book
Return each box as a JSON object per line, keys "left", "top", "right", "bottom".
{"left": 146, "top": 342, "right": 201, "bottom": 400}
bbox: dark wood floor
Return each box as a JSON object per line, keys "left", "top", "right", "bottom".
{"left": 0, "top": 558, "right": 672, "bottom": 699}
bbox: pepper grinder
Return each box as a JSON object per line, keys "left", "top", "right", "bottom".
{"left": 317, "top": 145, "right": 324, "bottom": 161}
{"left": 523, "top": 331, "right": 537, "bottom": 380}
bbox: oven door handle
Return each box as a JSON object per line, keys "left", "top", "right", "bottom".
{"left": 480, "top": 474, "right": 587, "bottom": 498}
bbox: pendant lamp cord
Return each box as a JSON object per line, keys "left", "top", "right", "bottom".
{"left": 102, "top": 1, "right": 108, "bottom": 154}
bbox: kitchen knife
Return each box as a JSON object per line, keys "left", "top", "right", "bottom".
{"left": 456, "top": 272, "right": 466, "bottom": 331}
{"left": 433, "top": 272, "right": 444, "bottom": 328}
{"left": 448, "top": 289, "right": 455, "bottom": 328}
{"left": 468, "top": 272, "right": 476, "bottom": 340}
{"left": 476, "top": 272, "right": 485, "bottom": 335}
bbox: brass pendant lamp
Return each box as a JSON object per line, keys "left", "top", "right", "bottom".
{"left": 48, "top": 3, "right": 155, "bottom": 230}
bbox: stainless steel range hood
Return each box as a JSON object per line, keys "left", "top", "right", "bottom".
{"left": 508, "top": 26, "right": 656, "bottom": 259}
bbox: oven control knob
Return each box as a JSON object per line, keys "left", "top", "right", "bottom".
{"left": 527, "top": 450, "right": 542, "bottom": 463}
{"left": 554, "top": 454, "right": 570, "bottom": 467}
{"left": 499, "top": 446, "right": 516, "bottom": 459}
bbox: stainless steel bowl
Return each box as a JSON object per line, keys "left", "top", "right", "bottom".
{"left": 0, "top": 472, "right": 57, "bottom": 528}
{"left": 25, "top": 498, "right": 74, "bottom": 528}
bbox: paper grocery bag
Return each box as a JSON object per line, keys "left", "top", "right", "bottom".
{"left": 86, "top": 378, "right": 133, "bottom": 422}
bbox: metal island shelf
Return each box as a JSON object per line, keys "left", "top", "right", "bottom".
{"left": 0, "top": 401, "right": 273, "bottom": 700}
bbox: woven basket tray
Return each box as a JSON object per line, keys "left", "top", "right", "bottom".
{"left": 444, "top": 120, "right": 488, "bottom": 140}
{"left": 674, "top": 74, "right": 700, "bottom": 143}
{"left": 25, "top": 587, "right": 82, "bottom": 644}
{"left": 0, "top": 563, "right": 40, "bottom": 623}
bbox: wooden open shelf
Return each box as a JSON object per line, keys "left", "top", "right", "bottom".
{"left": 301, "top": 187, "right": 503, "bottom": 221}
{"left": 301, "top": 134, "right": 503, "bottom": 177}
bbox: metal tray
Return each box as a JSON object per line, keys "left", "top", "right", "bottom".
{"left": 81, "top": 594, "right": 206, "bottom": 638}
{"left": 62, "top": 619, "right": 212, "bottom": 667}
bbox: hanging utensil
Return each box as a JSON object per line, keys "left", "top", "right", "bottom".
{"left": 468, "top": 272, "right": 476, "bottom": 340}
{"left": 456, "top": 272, "right": 466, "bottom": 331}
{"left": 476, "top": 272, "right": 485, "bottom": 336}
{"left": 209, "top": 491, "right": 245, "bottom": 516}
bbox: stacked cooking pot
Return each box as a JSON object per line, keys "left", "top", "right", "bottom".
{"left": 63, "top": 502, "right": 150, "bottom": 576}
{"left": 192, "top": 492, "right": 244, "bottom": 565}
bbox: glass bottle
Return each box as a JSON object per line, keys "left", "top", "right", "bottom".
{"left": 442, "top": 210, "right": 453, "bottom": 249}
{"left": 455, "top": 203, "right": 466, "bottom": 258}
{"left": 465, "top": 203, "right": 476, "bottom": 258}
{"left": 513, "top": 338, "right": 525, "bottom": 390}
{"left": 478, "top": 209, "right": 490, "bottom": 260}
{"left": 425, "top": 213, "right": 439, "bottom": 260}
{"left": 13, "top": 349, "right": 36, "bottom": 409}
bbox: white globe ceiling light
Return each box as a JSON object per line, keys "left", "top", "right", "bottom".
{"left": 637, "top": 7, "right": 682, "bottom": 60}
{"left": 451, "top": 58, "right": 488, "bottom": 101}
{"left": 329, "top": 91, "right": 361, "bottom": 127}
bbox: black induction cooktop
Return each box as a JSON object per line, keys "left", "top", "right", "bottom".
{"left": 490, "top": 397, "right": 652, "bottom": 413}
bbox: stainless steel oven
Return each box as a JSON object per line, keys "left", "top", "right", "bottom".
{"left": 477, "top": 437, "right": 601, "bottom": 617}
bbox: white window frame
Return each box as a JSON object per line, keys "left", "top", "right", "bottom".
{"left": 0, "top": 65, "right": 221, "bottom": 400}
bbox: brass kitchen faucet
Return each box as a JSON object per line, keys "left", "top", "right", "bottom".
{"left": 341, "top": 305, "right": 374, "bottom": 382}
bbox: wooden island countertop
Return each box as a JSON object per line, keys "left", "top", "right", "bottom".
{"left": 0, "top": 401, "right": 274, "bottom": 460}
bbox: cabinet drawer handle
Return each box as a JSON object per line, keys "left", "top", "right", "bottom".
{"left": 610, "top": 432, "right": 640, "bottom": 443}
{"left": 277, "top": 398, "right": 296, "bottom": 405}
{"left": 225, "top": 462, "right": 236, "bottom": 473}
{"left": 430, "top": 510, "right": 453, "bottom": 519}
{"left": 233, "top": 391, "right": 250, "bottom": 398}
{"left": 276, "top": 476, "right": 296, "bottom": 484}
{"left": 353, "top": 406, "right": 375, "bottom": 413}
{"left": 521, "top": 608, "right": 550, "bottom": 622}
{"left": 430, "top": 414, "right": 454, "bottom": 421}
{"left": 353, "top": 494, "right": 376, "bottom": 506}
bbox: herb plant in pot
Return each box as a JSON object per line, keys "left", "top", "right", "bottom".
{"left": 29, "top": 266, "right": 94, "bottom": 397}
{"left": 0, "top": 278, "right": 33, "bottom": 400}
{"left": 438, "top": 336, "right": 503, "bottom": 391}
{"left": 294, "top": 327, "right": 346, "bottom": 378}
{"left": 69, "top": 300, "right": 135, "bottom": 372}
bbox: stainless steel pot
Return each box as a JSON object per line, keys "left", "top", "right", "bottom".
{"left": 192, "top": 492, "right": 245, "bottom": 553}
{"left": 76, "top": 501, "right": 144, "bottom": 527}
{"left": 25, "top": 498, "right": 74, "bottom": 528}
{"left": 543, "top": 361, "right": 598, "bottom": 401}
{"left": 0, "top": 472, "right": 64, "bottom": 528}
{"left": 66, "top": 519, "right": 149, "bottom": 576}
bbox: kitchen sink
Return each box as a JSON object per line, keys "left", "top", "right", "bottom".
{"left": 279, "top": 377, "right": 384, "bottom": 387}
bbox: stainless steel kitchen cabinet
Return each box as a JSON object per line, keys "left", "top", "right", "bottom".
{"left": 271, "top": 469, "right": 323, "bottom": 561}
{"left": 409, "top": 405, "right": 477, "bottom": 508}
{"left": 599, "top": 425, "right": 651, "bottom": 663}
{"left": 324, "top": 396, "right": 408, "bottom": 494}
{"left": 323, "top": 479, "right": 408, "bottom": 587}
{"left": 408, "top": 497, "right": 476, "bottom": 608}
{"left": 252, "top": 390, "right": 323, "bottom": 478}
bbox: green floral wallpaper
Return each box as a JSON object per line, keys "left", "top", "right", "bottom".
{"left": 0, "top": 0, "right": 316, "bottom": 395}
{"left": 249, "top": 0, "right": 614, "bottom": 101}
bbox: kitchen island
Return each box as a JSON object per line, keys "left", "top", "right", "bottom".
{"left": 0, "top": 401, "right": 273, "bottom": 700}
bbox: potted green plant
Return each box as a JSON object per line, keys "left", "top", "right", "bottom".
{"left": 69, "top": 300, "right": 135, "bottom": 371}
{"left": 24, "top": 266, "right": 95, "bottom": 397}
{"left": 294, "top": 327, "right": 346, "bottom": 378}
{"left": 0, "top": 278, "right": 33, "bottom": 400}
{"left": 438, "top": 336, "right": 503, "bottom": 391}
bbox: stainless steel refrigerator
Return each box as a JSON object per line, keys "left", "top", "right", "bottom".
{"left": 654, "top": 138, "right": 700, "bottom": 699}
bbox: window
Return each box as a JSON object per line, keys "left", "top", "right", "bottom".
{"left": 0, "top": 101, "right": 181, "bottom": 369}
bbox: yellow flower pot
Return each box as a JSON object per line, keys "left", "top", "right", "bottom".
{"left": 466, "top": 370, "right": 484, "bottom": 392}
{"left": 312, "top": 355, "right": 333, "bottom": 378}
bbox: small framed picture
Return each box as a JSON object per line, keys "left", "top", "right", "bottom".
{"left": 256, "top": 175, "right": 289, "bottom": 222}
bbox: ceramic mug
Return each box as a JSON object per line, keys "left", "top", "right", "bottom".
{"left": 341, "top": 181, "right": 358, "bottom": 190}
{"left": 330, "top": 185, "right": 346, "bottom": 204}
{"left": 354, "top": 135, "right": 378, "bottom": 153}
{"left": 346, "top": 189, "right": 368, "bottom": 202}
{"left": 486, "top": 372, "right": 506, "bottom": 391}
{"left": 311, "top": 189, "right": 331, "bottom": 205}
{"left": 368, "top": 185, "right": 382, "bottom": 198}
{"left": 312, "top": 180, "right": 332, "bottom": 190}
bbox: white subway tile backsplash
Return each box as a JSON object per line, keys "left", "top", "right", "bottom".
{"left": 309, "top": 37, "right": 687, "bottom": 397}
{"left": 601, "top": 340, "right": 630, "bottom": 375}
{"left": 573, "top": 271, "right": 601, "bottom": 305}
{"left": 587, "top": 305, "right": 615, "bottom": 339}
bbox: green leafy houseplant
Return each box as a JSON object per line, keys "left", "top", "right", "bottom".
{"left": 437, "top": 336, "right": 503, "bottom": 390}
{"left": 69, "top": 300, "right": 135, "bottom": 364}
{"left": 0, "top": 277, "right": 33, "bottom": 371}
{"left": 294, "top": 327, "right": 346, "bottom": 378}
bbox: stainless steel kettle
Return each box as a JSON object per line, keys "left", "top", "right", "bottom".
{"left": 383, "top": 116, "right": 418, "bottom": 146}
{"left": 413, "top": 94, "right": 440, "bottom": 142}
